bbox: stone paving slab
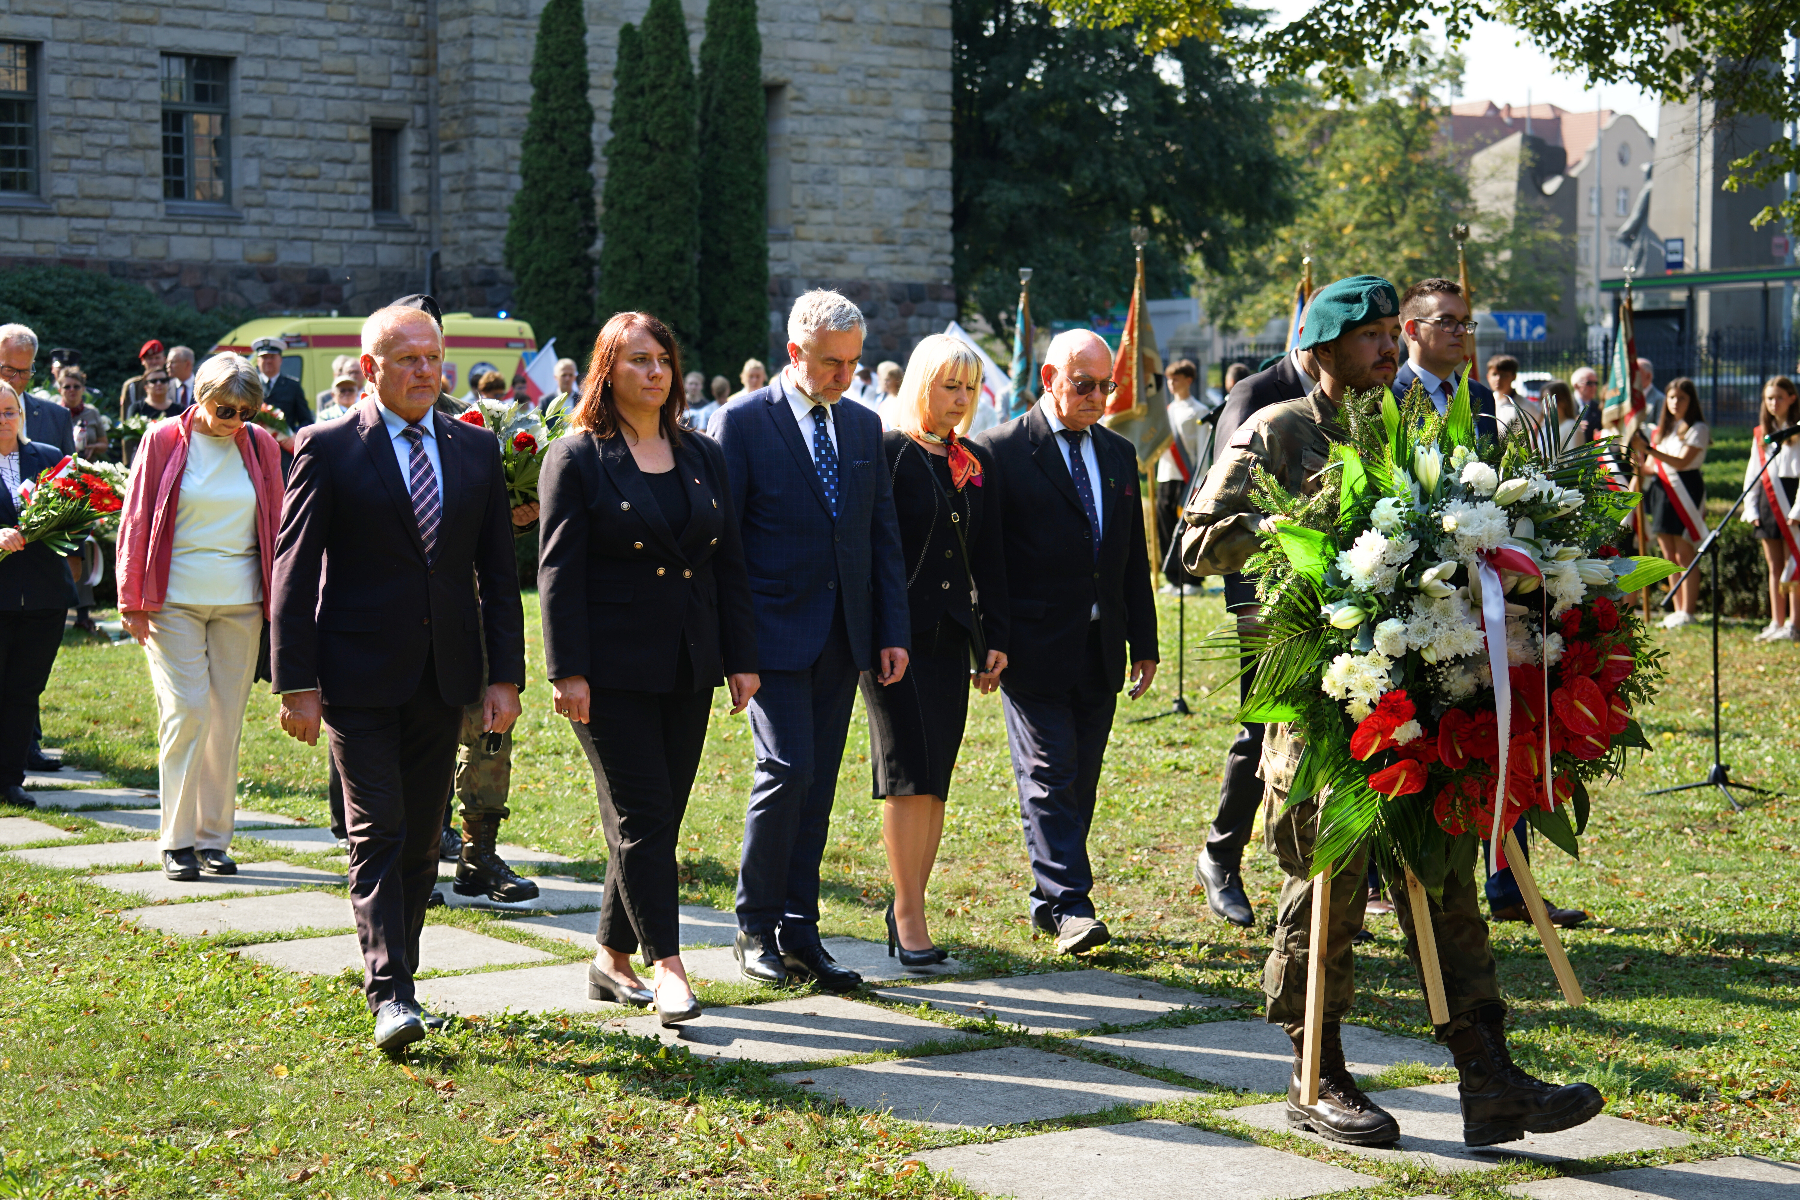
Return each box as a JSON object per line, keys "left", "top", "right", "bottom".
{"left": 874, "top": 970, "right": 1234, "bottom": 1033}
{"left": 1227, "top": 1083, "right": 1691, "bottom": 1173}
{"left": 81, "top": 809, "right": 305, "bottom": 835}
{"left": 414, "top": 961, "right": 624, "bottom": 1017}
{"left": 237, "top": 827, "right": 342, "bottom": 854}
{"left": 687, "top": 936, "right": 967, "bottom": 984}
{"left": 242, "top": 926, "right": 555, "bottom": 976}
{"left": 618, "top": 995, "right": 973, "bottom": 1064}
{"left": 918, "top": 1119, "right": 1379, "bottom": 1200}
{"left": 23, "top": 768, "right": 107, "bottom": 787}
{"left": 121, "top": 891, "right": 355, "bottom": 937}
{"left": 87, "top": 862, "right": 345, "bottom": 904}
{"left": 0, "top": 817, "right": 77, "bottom": 846}
{"left": 24, "top": 788, "right": 158, "bottom": 810}
{"left": 1510, "top": 1156, "right": 1800, "bottom": 1199}
{"left": 774, "top": 1045, "right": 1199, "bottom": 1128}
{"left": 1079, "top": 1018, "right": 1451, "bottom": 1093}
{"left": 7, "top": 840, "right": 164, "bottom": 869}
{"left": 439, "top": 875, "right": 604, "bottom": 913}
{"left": 509, "top": 904, "right": 738, "bottom": 949}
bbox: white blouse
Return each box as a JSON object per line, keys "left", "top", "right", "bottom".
{"left": 165, "top": 432, "right": 261, "bottom": 606}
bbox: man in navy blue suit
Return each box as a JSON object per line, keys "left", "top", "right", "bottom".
{"left": 1392, "top": 278, "right": 1497, "bottom": 436}
{"left": 709, "top": 290, "right": 910, "bottom": 992}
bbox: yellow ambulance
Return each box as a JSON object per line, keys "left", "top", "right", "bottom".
{"left": 209, "top": 313, "right": 539, "bottom": 400}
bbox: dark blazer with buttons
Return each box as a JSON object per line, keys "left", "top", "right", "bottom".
{"left": 1215, "top": 354, "right": 1310, "bottom": 454}
{"left": 536, "top": 428, "right": 758, "bottom": 692}
{"left": 880, "top": 430, "right": 1008, "bottom": 653}
{"left": 0, "top": 439, "right": 78, "bottom": 612}
{"left": 972, "top": 404, "right": 1157, "bottom": 698}
{"left": 269, "top": 396, "right": 525, "bottom": 709}
{"left": 23, "top": 395, "right": 74, "bottom": 457}
{"left": 708, "top": 382, "right": 909, "bottom": 673}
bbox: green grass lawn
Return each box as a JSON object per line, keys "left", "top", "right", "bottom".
{"left": 3, "top": 585, "right": 1798, "bottom": 1198}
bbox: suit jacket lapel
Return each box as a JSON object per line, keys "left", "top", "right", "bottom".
{"left": 433, "top": 409, "right": 463, "bottom": 534}
{"left": 1027, "top": 405, "right": 1087, "bottom": 521}
{"left": 673, "top": 440, "right": 710, "bottom": 558}
{"left": 766, "top": 388, "right": 833, "bottom": 518}
{"left": 600, "top": 435, "right": 683, "bottom": 562}
{"left": 355, "top": 399, "right": 427, "bottom": 563}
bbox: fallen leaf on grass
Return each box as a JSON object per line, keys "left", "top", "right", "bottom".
{"left": 270, "top": 1064, "right": 288, "bottom": 1077}
{"left": 485, "top": 1133, "right": 517, "bottom": 1145}
{"left": 285, "top": 1168, "right": 313, "bottom": 1183}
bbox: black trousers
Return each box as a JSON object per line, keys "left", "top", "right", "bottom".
{"left": 1000, "top": 622, "right": 1116, "bottom": 933}
{"left": 1208, "top": 573, "right": 1263, "bottom": 864}
{"left": 325, "top": 651, "right": 462, "bottom": 1011}
{"left": 569, "top": 674, "right": 712, "bottom": 962}
{"left": 0, "top": 609, "right": 66, "bottom": 790}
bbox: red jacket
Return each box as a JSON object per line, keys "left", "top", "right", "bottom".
{"left": 117, "top": 408, "right": 284, "bottom": 618}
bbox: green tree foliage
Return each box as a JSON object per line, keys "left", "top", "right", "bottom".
{"left": 696, "top": 0, "right": 768, "bottom": 379}
{"left": 1196, "top": 48, "right": 1569, "bottom": 335}
{"left": 0, "top": 266, "right": 247, "bottom": 398}
{"left": 954, "top": 1, "right": 1296, "bottom": 337}
{"left": 599, "top": 0, "right": 701, "bottom": 362}
{"left": 504, "top": 0, "right": 599, "bottom": 364}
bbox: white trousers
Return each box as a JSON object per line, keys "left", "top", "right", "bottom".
{"left": 145, "top": 602, "right": 263, "bottom": 852}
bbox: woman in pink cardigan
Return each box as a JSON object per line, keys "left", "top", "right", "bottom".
{"left": 117, "top": 353, "right": 284, "bottom": 883}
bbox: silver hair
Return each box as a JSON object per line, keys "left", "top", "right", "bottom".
{"left": 554, "top": 357, "right": 578, "bottom": 374}
{"left": 194, "top": 352, "right": 265, "bottom": 410}
{"left": 786, "top": 290, "right": 865, "bottom": 346}
{"left": 167, "top": 344, "right": 195, "bottom": 364}
{"left": 0, "top": 323, "right": 38, "bottom": 354}
{"left": 361, "top": 305, "right": 442, "bottom": 357}
{"left": 1571, "top": 366, "right": 1599, "bottom": 385}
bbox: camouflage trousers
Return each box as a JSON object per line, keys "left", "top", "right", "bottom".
{"left": 455, "top": 700, "right": 512, "bottom": 821}
{"left": 1262, "top": 787, "right": 1502, "bottom": 1041}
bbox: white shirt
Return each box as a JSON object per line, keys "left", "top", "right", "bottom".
{"left": 1655, "top": 422, "right": 1710, "bottom": 470}
{"left": 1288, "top": 348, "right": 1317, "bottom": 393}
{"left": 1157, "top": 394, "right": 1203, "bottom": 483}
{"left": 0, "top": 451, "right": 19, "bottom": 502}
{"left": 1040, "top": 396, "right": 1104, "bottom": 619}
{"left": 1408, "top": 362, "right": 1466, "bottom": 414}
{"left": 780, "top": 367, "right": 839, "bottom": 462}
{"left": 377, "top": 400, "right": 442, "bottom": 509}
{"left": 166, "top": 431, "right": 261, "bottom": 606}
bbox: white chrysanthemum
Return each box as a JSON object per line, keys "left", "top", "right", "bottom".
{"left": 1392, "top": 719, "right": 1423, "bottom": 745}
{"left": 1461, "top": 461, "right": 1499, "bottom": 496}
{"left": 1505, "top": 615, "right": 1537, "bottom": 665}
{"left": 1543, "top": 560, "right": 1586, "bottom": 615}
{"left": 1336, "top": 529, "right": 1417, "bottom": 593}
{"left": 1437, "top": 662, "right": 1479, "bottom": 701}
{"left": 1402, "top": 593, "right": 1486, "bottom": 662}
{"left": 1439, "top": 500, "right": 1510, "bottom": 557}
{"left": 1370, "top": 496, "right": 1407, "bottom": 533}
{"left": 1321, "top": 650, "right": 1392, "bottom": 718}
{"left": 1372, "top": 617, "right": 1408, "bottom": 659}
{"left": 1541, "top": 630, "right": 1566, "bottom": 666}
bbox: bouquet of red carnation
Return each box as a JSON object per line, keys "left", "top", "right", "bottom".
{"left": 1, "top": 456, "right": 124, "bottom": 561}
{"left": 456, "top": 398, "right": 563, "bottom": 508}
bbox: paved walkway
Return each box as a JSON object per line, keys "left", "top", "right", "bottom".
{"left": 20, "top": 796, "right": 1768, "bottom": 1200}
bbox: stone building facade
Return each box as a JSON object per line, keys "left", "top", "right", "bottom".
{"left": 0, "top": 0, "right": 955, "bottom": 361}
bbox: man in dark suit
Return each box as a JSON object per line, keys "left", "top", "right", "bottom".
{"left": 272, "top": 305, "right": 524, "bottom": 1051}
{"left": 0, "top": 326, "right": 74, "bottom": 458}
{"left": 252, "top": 336, "right": 315, "bottom": 458}
{"left": 710, "top": 289, "right": 910, "bottom": 993}
{"left": 1392, "top": 277, "right": 1497, "bottom": 435}
{"left": 973, "top": 329, "right": 1158, "bottom": 955}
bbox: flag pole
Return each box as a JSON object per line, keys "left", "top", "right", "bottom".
{"left": 1623, "top": 266, "right": 1652, "bottom": 624}
{"left": 1454, "top": 223, "right": 1474, "bottom": 373}
{"left": 1130, "top": 226, "right": 1158, "bottom": 581}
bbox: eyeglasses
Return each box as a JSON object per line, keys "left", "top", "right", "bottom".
{"left": 0, "top": 363, "right": 27, "bottom": 382}
{"left": 0, "top": 409, "right": 20, "bottom": 421}
{"left": 211, "top": 405, "right": 255, "bottom": 421}
{"left": 1416, "top": 317, "right": 1479, "bottom": 335}
{"left": 58, "top": 381, "right": 84, "bottom": 391}
{"left": 1069, "top": 376, "right": 1118, "bottom": 396}
{"left": 145, "top": 376, "right": 170, "bottom": 386}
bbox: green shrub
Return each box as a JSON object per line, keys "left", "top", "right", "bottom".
{"left": 0, "top": 266, "right": 249, "bottom": 399}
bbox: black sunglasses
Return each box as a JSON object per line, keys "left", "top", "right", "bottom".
{"left": 1069, "top": 376, "right": 1118, "bottom": 396}
{"left": 211, "top": 405, "right": 255, "bottom": 420}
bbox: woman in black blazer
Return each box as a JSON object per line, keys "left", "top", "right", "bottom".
{"left": 0, "top": 385, "right": 78, "bottom": 809}
{"left": 538, "top": 312, "right": 759, "bottom": 1025}
{"left": 863, "top": 335, "right": 1009, "bottom": 966}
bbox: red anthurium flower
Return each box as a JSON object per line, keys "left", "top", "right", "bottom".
{"left": 1350, "top": 691, "right": 1416, "bottom": 760}
{"left": 512, "top": 430, "right": 538, "bottom": 454}
{"left": 1437, "top": 708, "right": 1473, "bottom": 769}
{"left": 1596, "top": 641, "right": 1635, "bottom": 689}
{"left": 1592, "top": 596, "right": 1619, "bottom": 631}
{"left": 1558, "top": 641, "right": 1599, "bottom": 678}
{"left": 1566, "top": 729, "right": 1610, "bottom": 760}
{"left": 1604, "top": 692, "right": 1630, "bottom": 735}
{"left": 1368, "top": 758, "right": 1428, "bottom": 799}
{"left": 1509, "top": 665, "right": 1546, "bottom": 730}
{"left": 1560, "top": 607, "right": 1583, "bottom": 639}
{"left": 1551, "top": 676, "right": 1606, "bottom": 736}
{"left": 1552, "top": 775, "right": 1574, "bottom": 808}
{"left": 457, "top": 409, "right": 486, "bottom": 427}
{"left": 1508, "top": 733, "right": 1545, "bottom": 783}
{"left": 1435, "top": 785, "right": 1471, "bottom": 835}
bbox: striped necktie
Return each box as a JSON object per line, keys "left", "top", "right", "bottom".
{"left": 402, "top": 423, "right": 440, "bottom": 560}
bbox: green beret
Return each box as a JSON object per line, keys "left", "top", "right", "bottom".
{"left": 1296, "top": 275, "right": 1400, "bottom": 350}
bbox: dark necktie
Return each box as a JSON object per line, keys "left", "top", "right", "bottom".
{"left": 402, "top": 424, "right": 441, "bottom": 560}
{"left": 812, "top": 405, "right": 840, "bottom": 519}
{"left": 1440, "top": 378, "right": 1454, "bottom": 411}
{"left": 1058, "top": 427, "right": 1100, "bottom": 559}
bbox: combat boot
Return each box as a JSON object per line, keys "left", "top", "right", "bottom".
{"left": 1285, "top": 1024, "right": 1401, "bottom": 1146}
{"left": 453, "top": 815, "right": 541, "bottom": 903}
{"left": 1446, "top": 1005, "right": 1605, "bottom": 1146}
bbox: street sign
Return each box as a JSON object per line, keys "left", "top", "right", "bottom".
{"left": 1490, "top": 311, "right": 1547, "bottom": 342}
{"left": 1665, "top": 237, "right": 1685, "bottom": 272}
{"left": 1774, "top": 234, "right": 1791, "bottom": 260}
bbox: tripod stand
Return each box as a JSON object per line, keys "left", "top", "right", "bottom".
{"left": 1641, "top": 439, "right": 1779, "bottom": 812}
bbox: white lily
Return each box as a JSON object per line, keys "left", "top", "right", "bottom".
{"left": 1324, "top": 601, "right": 1370, "bottom": 630}
{"left": 1576, "top": 559, "right": 1615, "bottom": 586}
{"left": 1492, "top": 476, "right": 1532, "bottom": 506}
{"left": 1413, "top": 445, "right": 1443, "bottom": 497}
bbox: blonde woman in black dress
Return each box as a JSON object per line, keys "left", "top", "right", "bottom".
{"left": 862, "top": 334, "right": 1009, "bottom": 966}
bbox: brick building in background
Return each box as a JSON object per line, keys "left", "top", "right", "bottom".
{"left": 0, "top": 0, "right": 955, "bottom": 361}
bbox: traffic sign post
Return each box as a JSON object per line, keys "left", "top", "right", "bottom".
{"left": 1489, "top": 311, "right": 1547, "bottom": 342}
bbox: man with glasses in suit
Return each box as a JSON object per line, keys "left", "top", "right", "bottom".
{"left": 1392, "top": 278, "right": 1496, "bottom": 435}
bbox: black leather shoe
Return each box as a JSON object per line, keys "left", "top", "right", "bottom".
{"left": 1053, "top": 915, "right": 1110, "bottom": 956}
{"left": 1285, "top": 1024, "right": 1401, "bottom": 1146}
{"left": 162, "top": 847, "right": 200, "bottom": 882}
{"left": 373, "top": 1000, "right": 425, "bottom": 1051}
{"left": 587, "top": 961, "right": 653, "bottom": 1006}
{"left": 198, "top": 849, "right": 237, "bottom": 876}
{"left": 426, "top": 888, "right": 445, "bottom": 909}
{"left": 781, "top": 943, "right": 863, "bottom": 993}
{"left": 734, "top": 930, "right": 788, "bottom": 985}
{"left": 1195, "top": 847, "right": 1254, "bottom": 927}
{"left": 1, "top": 785, "right": 36, "bottom": 810}
{"left": 885, "top": 901, "right": 940, "bottom": 969}
{"left": 420, "top": 1009, "right": 450, "bottom": 1033}
{"left": 439, "top": 824, "right": 463, "bottom": 861}
{"left": 23, "top": 750, "right": 59, "bottom": 772}
{"left": 1447, "top": 1005, "right": 1606, "bottom": 1146}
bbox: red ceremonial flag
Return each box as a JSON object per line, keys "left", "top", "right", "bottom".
{"left": 1107, "top": 252, "right": 1146, "bottom": 417}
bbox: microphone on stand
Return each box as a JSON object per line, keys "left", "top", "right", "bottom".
{"left": 1764, "top": 424, "right": 1800, "bottom": 444}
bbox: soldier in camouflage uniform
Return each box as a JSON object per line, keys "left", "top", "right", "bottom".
{"left": 1181, "top": 275, "right": 1603, "bottom": 1150}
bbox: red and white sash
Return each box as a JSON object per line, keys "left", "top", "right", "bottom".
{"left": 1653, "top": 454, "right": 1708, "bottom": 542}
{"left": 1756, "top": 436, "right": 1800, "bottom": 581}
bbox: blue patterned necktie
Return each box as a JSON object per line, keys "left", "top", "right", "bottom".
{"left": 402, "top": 424, "right": 441, "bottom": 560}
{"left": 1058, "top": 428, "right": 1100, "bottom": 560}
{"left": 812, "top": 405, "right": 840, "bottom": 519}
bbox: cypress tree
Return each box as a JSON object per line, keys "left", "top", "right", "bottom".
{"left": 696, "top": 0, "right": 767, "bottom": 377}
{"left": 503, "top": 0, "right": 598, "bottom": 360}
{"left": 598, "top": 0, "right": 701, "bottom": 360}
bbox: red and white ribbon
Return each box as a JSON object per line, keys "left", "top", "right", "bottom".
{"left": 1755, "top": 437, "right": 1800, "bottom": 583}
{"left": 1652, "top": 456, "right": 1708, "bottom": 542}
{"left": 1477, "top": 559, "right": 1511, "bottom": 872}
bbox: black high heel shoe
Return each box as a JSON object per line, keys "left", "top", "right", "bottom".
{"left": 587, "top": 961, "right": 653, "bottom": 1006}
{"left": 885, "top": 901, "right": 943, "bottom": 969}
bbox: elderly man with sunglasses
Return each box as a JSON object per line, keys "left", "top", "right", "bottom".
{"left": 1392, "top": 278, "right": 1497, "bottom": 436}
{"left": 971, "top": 329, "right": 1159, "bottom": 956}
